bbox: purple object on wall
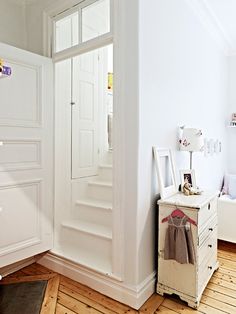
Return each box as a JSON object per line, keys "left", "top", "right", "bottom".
{"left": 2, "top": 66, "right": 11, "bottom": 76}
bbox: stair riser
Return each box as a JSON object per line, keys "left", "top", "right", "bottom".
{"left": 72, "top": 179, "right": 90, "bottom": 200}
{"left": 60, "top": 227, "right": 112, "bottom": 264}
{"left": 106, "top": 152, "right": 112, "bottom": 165}
{"left": 88, "top": 184, "right": 112, "bottom": 202}
{"left": 98, "top": 167, "right": 112, "bottom": 181}
{"left": 73, "top": 204, "right": 112, "bottom": 228}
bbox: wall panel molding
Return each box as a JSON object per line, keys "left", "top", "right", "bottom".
{"left": 0, "top": 179, "right": 42, "bottom": 256}
{"left": 0, "top": 59, "right": 42, "bottom": 128}
{"left": 0, "top": 139, "right": 42, "bottom": 171}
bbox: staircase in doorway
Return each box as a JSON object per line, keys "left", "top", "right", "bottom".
{"left": 60, "top": 151, "right": 113, "bottom": 275}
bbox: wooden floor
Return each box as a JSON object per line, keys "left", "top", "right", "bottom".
{"left": 1, "top": 241, "right": 236, "bottom": 313}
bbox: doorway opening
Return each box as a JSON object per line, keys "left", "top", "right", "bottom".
{"left": 71, "top": 44, "right": 113, "bottom": 179}
{"left": 52, "top": 0, "right": 114, "bottom": 275}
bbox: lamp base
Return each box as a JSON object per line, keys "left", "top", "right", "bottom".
{"left": 190, "top": 151, "right": 193, "bottom": 169}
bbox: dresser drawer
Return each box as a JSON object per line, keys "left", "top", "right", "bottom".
{"left": 198, "top": 215, "right": 217, "bottom": 247}
{"left": 198, "top": 229, "right": 217, "bottom": 266}
{"left": 198, "top": 251, "right": 218, "bottom": 294}
{"left": 198, "top": 197, "right": 217, "bottom": 232}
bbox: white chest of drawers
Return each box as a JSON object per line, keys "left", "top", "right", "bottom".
{"left": 157, "top": 191, "right": 219, "bottom": 309}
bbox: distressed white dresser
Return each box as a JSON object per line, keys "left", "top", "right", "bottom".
{"left": 157, "top": 191, "right": 219, "bottom": 308}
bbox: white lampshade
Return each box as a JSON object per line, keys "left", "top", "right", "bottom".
{"left": 180, "top": 128, "right": 204, "bottom": 152}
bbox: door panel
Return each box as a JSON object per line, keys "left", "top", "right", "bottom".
{"left": 0, "top": 180, "right": 41, "bottom": 254}
{"left": 0, "top": 139, "right": 41, "bottom": 171}
{"left": 0, "top": 42, "right": 53, "bottom": 268}
{"left": 0, "top": 60, "right": 41, "bottom": 127}
{"left": 72, "top": 50, "right": 99, "bottom": 178}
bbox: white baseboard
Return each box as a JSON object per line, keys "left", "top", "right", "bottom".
{"left": 38, "top": 252, "right": 156, "bottom": 309}
{"left": 0, "top": 256, "right": 36, "bottom": 279}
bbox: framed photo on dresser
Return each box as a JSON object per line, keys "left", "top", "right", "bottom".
{"left": 180, "top": 169, "right": 196, "bottom": 189}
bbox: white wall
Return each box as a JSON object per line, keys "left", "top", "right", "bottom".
{"left": 0, "top": 0, "right": 26, "bottom": 50}
{"left": 113, "top": 0, "right": 140, "bottom": 285}
{"left": 227, "top": 56, "right": 236, "bottom": 173}
{"left": 23, "top": 0, "right": 229, "bottom": 302}
{"left": 25, "top": 0, "right": 81, "bottom": 55}
{"left": 137, "top": 0, "right": 228, "bottom": 284}
{"left": 25, "top": 0, "right": 55, "bottom": 55}
{"left": 0, "top": 0, "right": 57, "bottom": 55}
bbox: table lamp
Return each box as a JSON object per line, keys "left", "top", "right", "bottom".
{"left": 179, "top": 128, "right": 204, "bottom": 169}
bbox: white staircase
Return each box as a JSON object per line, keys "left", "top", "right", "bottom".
{"left": 57, "top": 151, "right": 113, "bottom": 274}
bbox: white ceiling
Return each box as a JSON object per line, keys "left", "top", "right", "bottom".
{"left": 205, "top": 0, "right": 236, "bottom": 52}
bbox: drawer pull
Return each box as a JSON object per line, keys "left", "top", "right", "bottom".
{"left": 208, "top": 266, "right": 213, "bottom": 270}
{"left": 208, "top": 203, "right": 211, "bottom": 210}
{"left": 208, "top": 244, "right": 212, "bottom": 248}
{"left": 209, "top": 228, "right": 213, "bottom": 232}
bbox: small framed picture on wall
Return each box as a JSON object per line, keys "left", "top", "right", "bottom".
{"left": 180, "top": 169, "right": 196, "bottom": 189}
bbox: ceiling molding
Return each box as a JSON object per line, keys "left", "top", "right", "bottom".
{"left": 185, "top": 0, "right": 234, "bottom": 56}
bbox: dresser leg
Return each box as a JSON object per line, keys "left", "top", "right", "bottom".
{"left": 157, "top": 283, "right": 201, "bottom": 309}
{"left": 156, "top": 284, "right": 165, "bottom": 296}
{"left": 187, "top": 299, "right": 199, "bottom": 309}
{"left": 214, "top": 261, "right": 220, "bottom": 271}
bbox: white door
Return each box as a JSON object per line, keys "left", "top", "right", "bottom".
{"left": 72, "top": 50, "right": 99, "bottom": 178}
{"left": 0, "top": 43, "right": 53, "bottom": 268}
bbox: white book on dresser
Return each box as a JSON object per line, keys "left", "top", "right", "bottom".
{"left": 157, "top": 191, "right": 219, "bottom": 309}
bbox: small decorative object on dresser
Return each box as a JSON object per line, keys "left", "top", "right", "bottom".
{"left": 180, "top": 169, "right": 202, "bottom": 196}
{"left": 157, "top": 192, "right": 219, "bottom": 309}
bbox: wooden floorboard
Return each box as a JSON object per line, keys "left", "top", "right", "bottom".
{"left": 56, "top": 303, "right": 77, "bottom": 314}
{"left": 40, "top": 275, "right": 60, "bottom": 314}
{"left": 139, "top": 294, "right": 164, "bottom": 314}
{"left": 2, "top": 241, "right": 236, "bottom": 313}
{"left": 0, "top": 273, "right": 56, "bottom": 285}
{"left": 59, "top": 275, "right": 137, "bottom": 314}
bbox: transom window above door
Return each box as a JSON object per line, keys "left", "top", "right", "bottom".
{"left": 54, "top": 0, "right": 111, "bottom": 54}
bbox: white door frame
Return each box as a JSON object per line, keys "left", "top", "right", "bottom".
{"left": 43, "top": 0, "right": 125, "bottom": 281}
